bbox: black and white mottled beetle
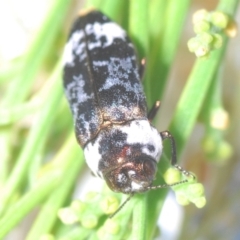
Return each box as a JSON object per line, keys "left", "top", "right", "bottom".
{"left": 63, "top": 10, "right": 193, "bottom": 213}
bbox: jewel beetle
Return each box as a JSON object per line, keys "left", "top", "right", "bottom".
{"left": 63, "top": 10, "right": 194, "bottom": 215}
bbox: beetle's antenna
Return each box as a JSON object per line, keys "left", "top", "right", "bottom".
{"left": 109, "top": 193, "right": 134, "bottom": 218}
{"left": 173, "top": 164, "right": 196, "bottom": 179}
{"left": 147, "top": 179, "right": 188, "bottom": 191}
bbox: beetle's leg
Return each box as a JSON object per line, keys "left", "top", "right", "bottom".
{"left": 139, "top": 58, "right": 146, "bottom": 80}
{"left": 147, "top": 101, "right": 161, "bottom": 122}
{"left": 160, "top": 131, "right": 177, "bottom": 165}
{"left": 160, "top": 131, "right": 195, "bottom": 178}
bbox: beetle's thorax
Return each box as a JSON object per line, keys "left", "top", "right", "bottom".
{"left": 84, "top": 119, "right": 162, "bottom": 193}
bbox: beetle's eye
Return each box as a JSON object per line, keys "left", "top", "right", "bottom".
{"left": 142, "top": 158, "right": 157, "bottom": 179}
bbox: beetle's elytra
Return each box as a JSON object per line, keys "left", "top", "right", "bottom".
{"left": 63, "top": 10, "right": 193, "bottom": 203}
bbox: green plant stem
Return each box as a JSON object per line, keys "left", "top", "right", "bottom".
{"left": 0, "top": 101, "right": 39, "bottom": 125}
{"left": 146, "top": 0, "right": 239, "bottom": 237}
{"left": 131, "top": 195, "right": 147, "bottom": 240}
{"left": 128, "top": 0, "right": 149, "bottom": 59}
{"left": 128, "top": 3, "right": 149, "bottom": 238}
{"left": 128, "top": 1, "right": 190, "bottom": 238}
{"left": 217, "top": 0, "right": 239, "bottom": 14}
{"left": 147, "top": 0, "right": 191, "bottom": 104}
{"left": 200, "top": 70, "right": 222, "bottom": 124}
{"left": 0, "top": 131, "right": 11, "bottom": 182}
{"left": 58, "top": 227, "right": 90, "bottom": 240}
{"left": 26, "top": 134, "right": 84, "bottom": 240}
{"left": 0, "top": 0, "right": 237, "bottom": 238}
{"left": 0, "top": 170, "right": 60, "bottom": 238}
{"left": 146, "top": 160, "right": 168, "bottom": 239}
{"left": 1, "top": 0, "right": 72, "bottom": 106}
{"left": 170, "top": 42, "right": 227, "bottom": 153}
{"left": 175, "top": 0, "right": 239, "bottom": 151}
{"left": 0, "top": 59, "right": 22, "bottom": 84}
{"left": 149, "top": 0, "right": 166, "bottom": 39}
{"left": 0, "top": 60, "right": 64, "bottom": 217}
{"left": 0, "top": 0, "right": 73, "bottom": 195}
{"left": 0, "top": 133, "right": 83, "bottom": 239}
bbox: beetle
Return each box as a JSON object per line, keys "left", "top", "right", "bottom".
{"left": 63, "top": 9, "right": 193, "bottom": 215}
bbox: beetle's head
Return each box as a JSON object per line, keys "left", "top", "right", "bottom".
{"left": 103, "top": 154, "right": 157, "bottom": 193}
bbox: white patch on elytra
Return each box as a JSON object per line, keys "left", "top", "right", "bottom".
{"left": 63, "top": 30, "right": 85, "bottom": 66}
{"left": 65, "top": 75, "right": 93, "bottom": 104}
{"left": 92, "top": 60, "right": 108, "bottom": 67}
{"left": 121, "top": 120, "right": 163, "bottom": 161}
{"left": 85, "top": 22, "right": 126, "bottom": 50}
{"left": 97, "top": 57, "right": 141, "bottom": 94}
{"left": 84, "top": 137, "right": 102, "bottom": 178}
{"left": 76, "top": 114, "right": 91, "bottom": 134}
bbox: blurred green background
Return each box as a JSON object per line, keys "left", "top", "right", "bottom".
{"left": 0, "top": 0, "right": 239, "bottom": 239}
